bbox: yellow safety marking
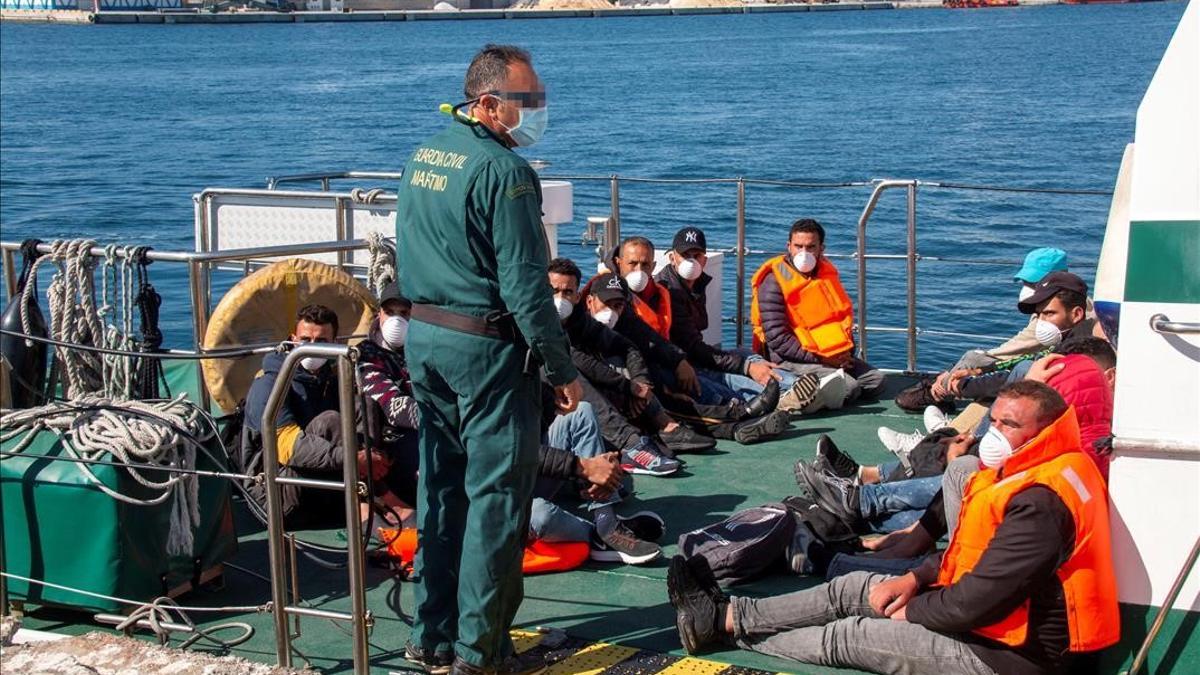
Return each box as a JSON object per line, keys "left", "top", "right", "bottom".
{"left": 510, "top": 629, "right": 544, "bottom": 655}
{"left": 541, "top": 641, "right": 640, "bottom": 675}
{"left": 655, "top": 656, "right": 731, "bottom": 675}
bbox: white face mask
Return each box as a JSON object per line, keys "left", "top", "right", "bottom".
{"left": 381, "top": 315, "right": 408, "bottom": 349}
{"left": 793, "top": 251, "right": 817, "bottom": 274}
{"left": 1034, "top": 318, "right": 1063, "bottom": 347}
{"left": 553, "top": 296, "right": 574, "bottom": 321}
{"left": 593, "top": 307, "right": 619, "bottom": 329}
{"left": 1018, "top": 285, "right": 1036, "bottom": 303}
{"left": 978, "top": 426, "right": 1015, "bottom": 469}
{"left": 624, "top": 269, "right": 650, "bottom": 293}
{"left": 300, "top": 356, "right": 327, "bottom": 372}
{"left": 677, "top": 257, "right": 703, "bottom": 281}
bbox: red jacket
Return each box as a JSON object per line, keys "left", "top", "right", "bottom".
{"left": 1048, "top": 354, "right": 1113, "bottom": 480}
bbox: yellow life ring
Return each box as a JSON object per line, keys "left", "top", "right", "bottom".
{"left": 201, "top": 258, "right": 376, "bottom": 414}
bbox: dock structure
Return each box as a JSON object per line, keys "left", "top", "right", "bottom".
{"left": 1, "top": 1, "right": 898, "bottom": 23}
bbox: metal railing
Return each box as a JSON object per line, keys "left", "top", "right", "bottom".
{"left": 258, "top": 343, "right": 369, "bottom": 673}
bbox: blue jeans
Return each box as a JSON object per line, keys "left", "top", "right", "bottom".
{"left": 529, "top": 402, "right": 625, "bottom": 542}
{"left": 858, "top": 474, "right": 942, "bottom": 534}
{"left": 651, "top": 364, "right": 726, "bottom": 405}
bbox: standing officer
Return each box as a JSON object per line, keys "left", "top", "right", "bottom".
{"left": 396, "top": 44, "right": 583, "bottom": 675}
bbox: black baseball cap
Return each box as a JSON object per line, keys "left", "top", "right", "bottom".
{"left": 672, "top": 227, "right": 707, "bottom": 255}
{"left": 1018, "top": 271, "right": 1088, "bottom": 314}
{"left": 379, "top": 281, "right": 411, "bottom": 307}
{"left": 590, "top": 272, "right": 627, "bottom": 304}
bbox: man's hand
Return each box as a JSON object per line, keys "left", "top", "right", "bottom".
{"left": 868, "top": 572, "right": 920, "bottom": 618}
{"left": 675, "top": 360, "right": 700, "bottom": 396}
{"left": 1026, "top": 353, "right": 1067, "bottom": 383}
{"left": 555, "top": 378, "right": 584, "bottom": 413}
{"left": 747, "top": 360, "right": 783, "bottom": 386}
{"left": 629, "top": 379, "right": 653, "bottom": 416}
{"left": 944, "top": 432, "right": 975, "bottom": 462}
{"left": 357, "top": 449, "right": 390, "bottom": 481}
{"left": 578, "top": 452, "right": 623, "bottom": 492}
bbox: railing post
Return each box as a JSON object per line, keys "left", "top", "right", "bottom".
{"left": 906, "top": 181, "right": 918, "bottom": 372}
{"left": 2, "top": 248, "right": 17, "bottom": 301}
{"left": 856, "top": 190, "right": 872, "bottom": 362}
{"left": 735, "top": 178, "right": 747, "bottom": 349}
{"left": 335, "top": 197, "right": 348, "bottom": 270}
{"left": 338, "top": 354, "right": 370, "bottom": 675}
{"left": 260, "top": 349, "right": 299, "bottom": 668}
{"left": 188, "top": 260, "right": 212, "bottom": 413}
{"left": 605, "top": 175, "right": 622, "bottom": 260}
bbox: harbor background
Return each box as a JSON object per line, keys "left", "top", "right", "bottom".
{"left": 0, "top": 2, "right": 1187, "bottom": 369}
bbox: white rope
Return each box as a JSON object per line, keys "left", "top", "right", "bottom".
{"left": 0, "top": 572, "right": 267, "bottom": 614}
{"left": 365, "top": 231, "right": 396, "bottom": 297}
{"left": 1, "top": 395, "right": 212, "bottom": 556}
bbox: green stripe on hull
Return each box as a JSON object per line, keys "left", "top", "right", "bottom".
{"left": 1125, "top": 220, "right": 1200, "bottom": 304}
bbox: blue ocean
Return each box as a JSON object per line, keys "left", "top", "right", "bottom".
{"left": 0, "top": 3, "right": 1187, "bottom": 369}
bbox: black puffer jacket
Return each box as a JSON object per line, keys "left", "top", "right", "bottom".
{"left": 244, "top": 350, "right": 339, "bottom": 434}
{"left": 562, "top": 303, "right": 650, "bottom": 393}
{"left": 656, "top": 264, "right": 745, "bottom": 374}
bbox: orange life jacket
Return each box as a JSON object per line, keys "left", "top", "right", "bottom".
{"left": 631, "top": 281, "right": 673, "bottom": 340}
{"left": 380, "top": 528, "right": 588, "bottom": 576}
{"left": 937, "top": 406, "right": 1120, "bottom": 652}
{"left": 749, "top": 256, "right": 854, "bottom": 358}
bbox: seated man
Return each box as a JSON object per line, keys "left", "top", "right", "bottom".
{"left": 357, "top": 282, "right": 421, "bottom": 526}
{"left": 896, "top": 247, "right": 1086, "bottom": 412}
{"left": 531, "top": 399, "right": 665, "bottom": 565}
{"left": 610, "top": 235, "right": 784, "bottom": 410}
{"left": 243, "top": 304, "right": 390, "bottom": 529}
{"left": 549, "top": 257, "right": 713, "bottom": 467}
{"left": 881, "top": 271, "right": 1098, "bottom": 457}
{"left": 669, "top": 381, "right": 1119, "bottom": 674}
{"left": 584, "top": 271, "right": 792, "bottom": 446}
{"left": 750, "top": 218, "right": 884, "bottom": 407}
{"left": 656, "top": 226, "right": 820, "bottom": 411}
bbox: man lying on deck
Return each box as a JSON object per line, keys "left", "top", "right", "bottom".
{"left": 669, "top": 381, "right": 1120, "bottom": 675}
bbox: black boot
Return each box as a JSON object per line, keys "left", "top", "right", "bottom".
{"left": 741, "top": 378, "right": 780, "bottom": 419}
{"left": 667, "top": 555, "right": 727, "bottom": 654}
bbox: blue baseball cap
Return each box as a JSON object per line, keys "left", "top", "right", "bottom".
{"left": 1014, "top": 247, "right": 1068, "bottom": 283}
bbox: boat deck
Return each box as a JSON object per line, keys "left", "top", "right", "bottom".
{"left": 8, "top": 372, "right": 1191, "bottom": 673}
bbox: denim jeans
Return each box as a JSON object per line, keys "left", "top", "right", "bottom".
{"left": 651, "top": 364, "right": 726, "bottom": 405}
{"left": 859, "top": 474, "right": 941, "bottom": 534}
{"left": 529, "top": 402, "right": 625, "bottom": 542}
{"left": 731, "top": 571, "right": 995, "bottom": 674}
{"left": 824, "top": 552, "right": 928, "bottom": 581}
{"left": 698, "top": 349, "right": 800, "bottom": 402}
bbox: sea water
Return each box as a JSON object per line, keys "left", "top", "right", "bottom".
{"left": 0, "top": 3, "right": 1187, "bottom": 368}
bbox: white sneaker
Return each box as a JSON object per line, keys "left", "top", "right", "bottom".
{"left": 802, "top": 370, "right": 849, "bottom": 414}
{"left": 923, "top": 405, "right": 951, "bottom": 434}
{"left": 876, "top": 426, "right": 925, "bottom": 456}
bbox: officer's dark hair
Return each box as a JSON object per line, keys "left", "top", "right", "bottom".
{"left": 1054, "top": 336, "right": 1117, "bottom": 371}
{"left": 548, "top": 257, "right": 582, "bottom": 285}
{"left": 789, "top": 218, "right": 826, "bottom": 245}
{"left": 297, "top": 303, "right": 339, "bottom": 336}
{"left": 464, "top": 44, "right": 532, "bottom": 99}
{"left": 619, "top": 236, "right": 655, "bottom": 257}
{"left": 997, "top": 380, "right": 1069, "bottom": 428}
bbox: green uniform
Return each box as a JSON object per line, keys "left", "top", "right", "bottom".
{"left": 395, "top": 119, "right": 577, "bottom": 668}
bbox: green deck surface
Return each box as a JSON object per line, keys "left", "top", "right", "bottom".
{"left": 10, "top": 371, "right": 1197, "bottom": 674}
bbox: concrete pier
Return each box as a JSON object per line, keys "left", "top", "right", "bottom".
{"left": 1, "top": 2, "right": 901, "bottom": 24}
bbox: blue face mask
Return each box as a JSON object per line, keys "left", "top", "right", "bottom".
{"left": 505, "top": 106, "right": 548, "bottom": 147}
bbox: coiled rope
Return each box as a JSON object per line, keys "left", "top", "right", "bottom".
{"left": 365, "top": 231, "right": 396, "bottom": 297}
{"left": 1, "top": 395, "right": 211, "bottom": 556}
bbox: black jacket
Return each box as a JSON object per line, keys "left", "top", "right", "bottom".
{"left": 906, "top": 486, "right": 1076, "bottom": 675}
{"left": 955, "top": 319, "right": 1098, "bottom": 401}
{"left": 244, "top": 350, "right": 339, "bottom": 435}
{"left": 755, "top": 259, "right": 835, "bottom": 364}
{"left": 562, "top": 304, "right": 650, "bottom": 393}
{"left": 655, "top": 264, "right": 745, "bottom": 374}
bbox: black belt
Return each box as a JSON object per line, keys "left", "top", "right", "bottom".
{"left": 411, "top": 304, "right": 522, "bottom": 343}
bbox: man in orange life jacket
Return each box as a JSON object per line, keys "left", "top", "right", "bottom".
{"left": 670, "top": 380, "right": 1119, "bottom": 674}
{"left": 750, "top": 219, "right": 883, "bottom": 406}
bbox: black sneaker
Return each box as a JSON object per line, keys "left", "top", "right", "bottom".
{"left": 667, "top": 555, "right": 725, "bottom": 654}
{"left": 659, "top": 424, "right": 716, "bottom": 454}
{"left": 591, "top": 522, "right": 661, "bottom": 565}
{"left": 796, "top": 461, "right": 861, "bottom": 529}
{"left": 405, "top": 643, "right": 455, "bottom": 674}
{"left": 741, "top": 377, "right": 781, "bottom": 418}
{"left": 732, "top": 410, "right": 791, "bottom": 445}
{"left": 617, "top": 510, "right": 665, "bottom": 542}
{"left": 448, "top": 652, "right": 546, "bottom": 675}
{"left": 814, "top": 434, "right": 859, "bottom": 480}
